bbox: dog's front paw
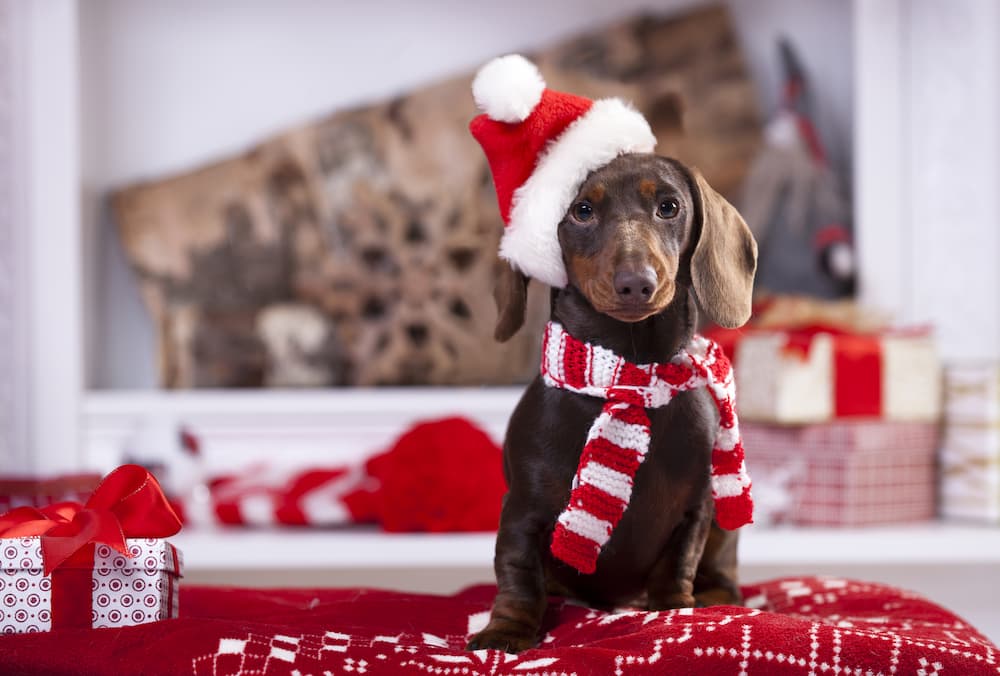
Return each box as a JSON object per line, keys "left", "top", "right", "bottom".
{"left": 466, "top": 627, "right": 537, "bottom": 653}
{"left": 695, "top": 586, "right": 743, "bottom": 607}
{"left": 647, "top": 592, "right": 696, "bottom": 611}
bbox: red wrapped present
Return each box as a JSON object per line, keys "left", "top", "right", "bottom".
{"left": 734, "top": 325, "right": 941, "bottom": 424}
{"left": 743, "top": 420, "right": 938, "bottom": 526}
{"left": 0, "top": 465, "right": 183, "bottom": 633}
{"left": 0, "top": 474, "right": 102, "bottom": 514}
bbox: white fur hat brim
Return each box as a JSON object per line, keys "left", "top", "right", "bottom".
{"left": 499, "top": 98, "right": 656, "bottom": 288}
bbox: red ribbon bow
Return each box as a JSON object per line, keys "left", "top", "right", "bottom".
{"left": 0, "top": 465, "right": 181, "bottom": 575}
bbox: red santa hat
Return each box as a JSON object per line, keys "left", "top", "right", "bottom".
{"left": 469, "top": 55, "right": 657, "bottom": 288}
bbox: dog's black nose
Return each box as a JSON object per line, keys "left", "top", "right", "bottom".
{"left": 613, "top": 267, "right": 657, "bottom": 301}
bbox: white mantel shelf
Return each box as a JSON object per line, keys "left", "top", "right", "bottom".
{"left": 170, "top": 523, "right": 1000, "bottom": 572}
{"left": 85, "top": 391, "right": 1000, "bottom": 574}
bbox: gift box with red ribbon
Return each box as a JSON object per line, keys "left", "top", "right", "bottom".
{"left": 0, "top": 465, "right": 183, "bottom": 633}
{"left": 732, "top": 325, "right": 942, "bottom": 424}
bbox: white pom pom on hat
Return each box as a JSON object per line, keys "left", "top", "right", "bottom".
{"left": 472, "top": 54, "right": 546, "bottom": 123}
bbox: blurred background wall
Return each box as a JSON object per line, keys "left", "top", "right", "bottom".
{"left": 79, "top": 0, "right": 853, "bottom": 388}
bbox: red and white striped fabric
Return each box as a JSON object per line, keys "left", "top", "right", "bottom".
{"left": 541, "top": 322, "right": 753, "bottom": 574}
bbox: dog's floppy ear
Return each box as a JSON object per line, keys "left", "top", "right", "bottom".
{"left": 686, "top": 168, "right": 757, "bottom": 328}
{"left": 494, "top": 257, "right": 529, "bottom": 342}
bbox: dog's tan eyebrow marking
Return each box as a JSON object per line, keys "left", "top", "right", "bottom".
{"left": 639, "top": 179, "right": 658, "bottom": 199}
{"left": 583, "top": 184, "right": 605, "bottom": 203}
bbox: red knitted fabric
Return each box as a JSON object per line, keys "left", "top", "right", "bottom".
{"left": 541, "top": 322, "right": 753, "bottom": 574}
{"left": 2, "top": 577, "right": 997, "bottom": 674}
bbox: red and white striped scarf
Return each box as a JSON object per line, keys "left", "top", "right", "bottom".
{"left": 541, "top": 321, "right": 753, "bottom": 574}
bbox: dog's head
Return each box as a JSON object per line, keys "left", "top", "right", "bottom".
{"left": 494, "top": 154, "right": 757, "bottom": 340}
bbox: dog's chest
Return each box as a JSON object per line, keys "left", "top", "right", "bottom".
{"left": 554, "top": 387, "right": 715, "bottom": 485}
{"left": 549, "top": 389, "right": 713, "bottom": 531}
{"left": 542, "top": 390, "right": 713, "bottom": 603}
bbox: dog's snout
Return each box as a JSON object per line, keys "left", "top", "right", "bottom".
{"left": 613, "top": 267, "right": 657, "bottom": 301}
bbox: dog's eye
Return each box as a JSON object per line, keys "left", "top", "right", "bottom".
{"left": 571, "top": 201, "right": 594, "bottom": 223}
{"left": 656, "top": 199, "right": 679, "bottom": 219}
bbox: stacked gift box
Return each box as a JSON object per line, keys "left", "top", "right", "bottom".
{"left": 939, "top": 364, "right": 1000, "bottom": 523}
{"left": 716, "top": 298, "right": 943, "bottom": 527}
{"left": 0, "top": 474, "right": 102, "bottom": 513}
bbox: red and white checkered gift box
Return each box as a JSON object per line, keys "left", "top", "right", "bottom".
{"left": 735, "top": 328, "right": 942, "bottom": 424}
{"left": 0, "top": 537, "right": 182, "bottom": 633}
{"left": 743, "top": 420, "right": 938, "bottom": 526}
{"left": 940, "top": 363, "right": 1000, "bottom": 522}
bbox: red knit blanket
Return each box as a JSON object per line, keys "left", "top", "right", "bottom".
{"left": 0, "top": 576, "right": 996, "bottom": 675}
{"left": 541, "top": 322, "right": 753, "bottom": 573}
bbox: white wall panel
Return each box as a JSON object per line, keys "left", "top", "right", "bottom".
{"left": 0, "top": 0, "right": 83, "bottom": 473}
{"left": 855, "top": 0, "right": 1000, "bottom": 361}
{"left": 854, "top": 0, "right": 906, "bottom": 320}
{"left": 906, "top": 0, "right": 1000, "bottom": 360}
{"left": 0, "top": 0, "right": 28, "bottom": 471}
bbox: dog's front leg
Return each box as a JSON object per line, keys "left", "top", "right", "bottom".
{"left": 645, "top": 504, "right": 712, "bottom": 610}
{"left": 694, "top": 523, "right": 743, "bottom": 606}
{"left": 466, "top": 496, "right": 547, "bottom": 653}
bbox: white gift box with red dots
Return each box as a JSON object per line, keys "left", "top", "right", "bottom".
{"left": 0, "top": 537, "right": 182, "bottom": 633}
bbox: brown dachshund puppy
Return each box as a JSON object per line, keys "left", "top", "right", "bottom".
{"left": 467, "top": 153, "right": 757, "bottom": 653}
